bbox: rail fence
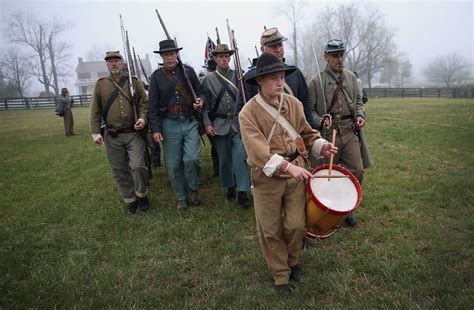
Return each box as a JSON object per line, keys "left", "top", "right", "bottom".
{"left": 1, "top": 87, "right": 473, "bottom": 111}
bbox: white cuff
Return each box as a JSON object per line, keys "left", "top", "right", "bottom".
{"left": 91, "top": 133, "right": 102, "bottom": 143}
{"left": 311, "top": 138, "right": 328, "bottom": 159}
{"left": 263, "top": 154, "right": 285, "bottom": 177}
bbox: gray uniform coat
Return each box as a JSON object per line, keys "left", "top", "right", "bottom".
{"left": 308, "top": 68, "right": 373, "bottom": 168}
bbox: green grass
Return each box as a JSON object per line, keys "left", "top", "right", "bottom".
{"left": 0, "top": 97, "right": 473, "bottom": 308}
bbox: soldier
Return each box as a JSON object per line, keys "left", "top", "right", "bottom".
{"left": 148, "top": 39, "right": 204, "bottom": 210}
{"left": 89, "top": 51, "right": 151, "bottom": 214}
{"left": 202, "top": 58, "right": 219, "bottom": 177}
{"left": 235, "top": 27, "right": 317, "bottom": 130}
{"left": 239, "top": 53, "right": 337, "bottom": 294}
{"left": 308, "top": 39, "right": 373, "bottom": 226}
{"left": 201, "top": 44, "right": 251, "bottom": 207}
{"left": 58, "top": 87, "right": 75, "bottom": 136}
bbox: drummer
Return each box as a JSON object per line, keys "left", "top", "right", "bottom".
{"left": 239, "top": 53, "right": 337, "bottom": 294}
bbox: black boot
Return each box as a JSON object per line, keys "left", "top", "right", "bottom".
{"left": 290, "top": 264, "right": 302, "bottom": 282}
{"left": 237, "top": 191, "right": 251, "bottom": 208}
{"left": 226, "top": 187, "right": 236, "bottom": 203}
{"left": 345, "top": 214, "right": 358, "bottom": 227}
{"left": 138, "top": 196, "right": 150, "bottom": 212}
{"left": 126, "top": 200, "right": 139, "bottom": 214}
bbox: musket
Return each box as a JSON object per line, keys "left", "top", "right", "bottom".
{"left": 254, "top": 45, "right": 260, "bottom": 57}
{"left": 226, "top": 19, "right": 246, "bottom": 103}
{"left": 311, "top": 42, "right": 331, "bottom": 129}
{"left": 155, "top": 9, "right": 205, "bottom": 141}
{"left": 120, "top": 14, "right": 153, "bottom": 178}
{"left": 132, "top": 47, "right": 142, "bottom": 81}
{"left": 137, "top": 53, "right": 150, "bottom": 85}
{"left": 215, "top": 27, "right": 221, "bottom": 44}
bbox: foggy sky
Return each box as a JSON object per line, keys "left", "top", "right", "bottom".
{"left": 1, "top": 0, "right": 473, "bottom": 94}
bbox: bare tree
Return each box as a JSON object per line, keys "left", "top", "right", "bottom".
{"left": 300, "top": 3, "right": 399, "bottom": 87}
{"left": 423, "top": 53, "right": 471, "bottom": 87}
{"left": 274, "top": 0, "right": 304, "bottom": 67}
{"left": 6, "top": 11, "right": 73, "bottom": 96}
{"left": 86, "top": 44, "right": 115, "bottom": 61}
{"left": 380, "top": 53, "right": 412, "bottom": 87}
{"left": 3, "top": 48, "right": 32, "bottom": 97}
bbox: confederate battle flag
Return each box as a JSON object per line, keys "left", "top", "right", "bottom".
{"left": 204, "top": 36, "right": 216, "bottom": 67}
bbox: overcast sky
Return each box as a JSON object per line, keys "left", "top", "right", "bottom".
{"left": 1, "top": 0, "right": 473, "bottom": 94}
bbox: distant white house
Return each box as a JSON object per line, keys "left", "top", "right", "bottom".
{"left": 74, "top": 55, "right": 153, "bottom": 95}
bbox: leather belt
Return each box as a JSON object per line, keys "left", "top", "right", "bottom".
{"left": 213, "top": 113, "right": 233, "bottom": 120}
{"left": 167, "top": 105, "right": 190, "bottom": 113}
{"left": 330, "top": 113, "right": 353, "bottom": 120}
{"left": 117, "top": 127, "right": 136, "bottom": 134}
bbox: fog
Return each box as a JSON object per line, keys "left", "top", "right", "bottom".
{"left": 1, "top": 0, "right": 472, "bottom": 94}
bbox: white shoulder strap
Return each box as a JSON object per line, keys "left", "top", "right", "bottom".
{"left": 255, "top": 93, "right": 299, "bottom": 142}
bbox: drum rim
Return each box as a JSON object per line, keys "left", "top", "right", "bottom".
{"left": 307, "top": 164, "right": 363, "bottom": 215}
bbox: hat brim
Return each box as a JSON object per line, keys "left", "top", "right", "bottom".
{"left": 325, "top": 49, "right": 345, "bottom": 54}
{"left": 153, "top": 47, "right": 183, "bottom": 54}
{"left": 104, "top": 56, "right": 123, "bottom": 61}
{"left": 246, "top": 64, "right": 296, "bottom": 86}
{"left": 263, "top": 36, "right": 288, "bottom": 46}
{"left": 212, "top": 50, "right": 235, "bottom": 56}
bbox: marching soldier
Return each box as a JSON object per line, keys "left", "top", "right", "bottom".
{"left": 201, "top": 44, "right": 251, "bottom": 207}
{"left": 149, "top": 39, "right": 204, "bottom": 210}
{"left": 90, "top": 51, "right": 151, "bottom": 214}
{"left": 235, "top": 27, "right": 317, "bottom": 130}
{"left": 308, "top": 39, "right": 373, "bottom": 226}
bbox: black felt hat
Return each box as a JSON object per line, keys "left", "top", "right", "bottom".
{"left": 153, "top": 39, "right": 183, "bottom": 54}
{"left": 246, "top": 53, "right": 296, "bottom": 86}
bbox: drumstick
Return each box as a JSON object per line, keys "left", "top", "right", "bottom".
{"left": 328, "top": 129, "right": 337, "bottom": 180}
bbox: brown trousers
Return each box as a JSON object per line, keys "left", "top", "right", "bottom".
{"left": 63, "top": 108, "right": 74, "bottom": 136}
{"left": 252, "top": 168, "right": 306, "bottom": 285}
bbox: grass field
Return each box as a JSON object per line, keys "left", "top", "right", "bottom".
{"left": 0, "top": 97, "right": 473, "bottom": 308}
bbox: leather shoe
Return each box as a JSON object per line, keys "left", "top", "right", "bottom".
{"left": 138, "top": 196, "right": 150, "bottom": 212}
{"left": 177, "top": 200, "right": 187, "bottom": 210}
{"left": 290, "top": 264, "right": 302, "bottom": 282}
{"left": 237, "top": 191, "right": 251, "bottom": 208}
{"left": 127, "top": 200, "right": 139, "bottom": 214}
{"left": 188, "top": 189, "right": 201, "bottom": 206}
{"left": 345, "top": 214, "right": 358, "bottom": 227}
{"left": 226, "top": 187, "right": 236, "bottom": 203}
{"left": 273, "top": 284, "right": 291, "bottom": 295}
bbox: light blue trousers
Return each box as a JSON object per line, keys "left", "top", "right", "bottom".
{"left": 213, "top": 128, "right": 251, "bottom": 192}
{"left": 162, "top": 116, "right": 202, "bottom": 200}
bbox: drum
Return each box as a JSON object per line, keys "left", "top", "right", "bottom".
{"left": 306, "top": 164, "right": 362, "bottom": 240}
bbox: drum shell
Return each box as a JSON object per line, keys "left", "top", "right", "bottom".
{"left": 305, "top": 165, "right": 362, "bottom": 239}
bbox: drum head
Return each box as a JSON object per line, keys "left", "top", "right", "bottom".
{"left": 308, "top": 165, "right": 362, "bottom": 214}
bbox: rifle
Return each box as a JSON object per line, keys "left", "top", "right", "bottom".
{"left": 136, "top": 53, "right": 150, "bottom": 85}
{"left": 215, "top": 27, "right": 221, "bottom": 44}
{"left": 255, "top": 45, "right": 260, "bottom": 57}
{"left": 155, "top": 9, "right": 205, "bottom": 139}
{"left": 120, "top": 14, "right": 153, "bottom": 179}
{"left": 132, "top": 47, "right": 142, "bottom": 81}
{"left": 226, "top": 19, "right": 246, "bottom": 103}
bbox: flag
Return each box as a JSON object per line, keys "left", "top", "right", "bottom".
{"left": 204, "top": 36, "right": 216, "bottom": 67}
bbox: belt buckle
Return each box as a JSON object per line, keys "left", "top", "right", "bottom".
{"left": 226, "top": 112, "right": 232, "bottom": 121}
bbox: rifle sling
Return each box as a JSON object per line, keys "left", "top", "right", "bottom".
{"left": 102, "top": 75, "right": 128, "bottom": 124}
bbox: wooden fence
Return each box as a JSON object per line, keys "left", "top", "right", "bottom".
{"left": 1, "top": 87, "right": 473, "bottom": 111}
{"left": 366, "top": 87, "right": 474, "bottom": 99}
{"left": 1, "top": 94, "right": 92, "bottom": 110}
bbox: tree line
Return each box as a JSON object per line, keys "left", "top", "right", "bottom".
{"left": 1, "top": 3, "right": 472, "bottom": 99}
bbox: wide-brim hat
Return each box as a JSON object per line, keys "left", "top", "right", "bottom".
{"left": 153, "top": 39, "right": 183, "bottom": 54}
{"left": 211, "top": 43, "right": 235, "bottom": 56}
{"left": 260, "top": 27, "right": 287, "bottom": 46}
{"left": 104, "top": 51, "right": 123, "bottom": 61}
{"left": 246, "top": 53, "right": 296, "bottom": 86}
{"left": 324, "top": 39, "right": 346, "bottom": 54}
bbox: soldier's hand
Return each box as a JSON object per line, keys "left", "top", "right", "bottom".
{"left": 206, "top": 125, "right": 216, "bottom": 136}
{"left": 193, "top": 98, "right": 203, "bottom": 111}
{"left": 153, "top": 132, "right": 164, "bottom": 143}
{"left": 320, "top": 142, "right": 338, "bottom": 157}
{"left": 134, "top": 118, "right": 145, "bottom": 130}
{"left": 356, "top": 116, "right": 365, "bottom": 128}
{"left": 287, "top": 164, "right": 314, "bottom": 183}
{"left": 91, "top": 134, "right": 104, "bottom": 145}
{"left": 321, "top": 114, "right": 332, "bottom": 128}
